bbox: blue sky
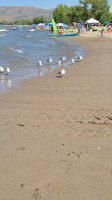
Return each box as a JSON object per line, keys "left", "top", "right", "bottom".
{"left": 0, "top": 0, "right": 112, "bottom": 10}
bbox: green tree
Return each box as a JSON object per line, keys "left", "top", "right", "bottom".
{"left": 79, "top": 0, "right": 92, "bottom": 21}
{"left": 79, "top": 0, "right": 111, "bottom": 22}
{"left": 61, "top": 5, "right": 71, "bottom": 24}
{"left": 14, "top": 19, "right": 33, "bottom": 25}
{"left": 90, "top": 0, "right": 111, "bottom": 22}
{"left": 53, "top": 1, "right": 111, "bottom": 24}
{"left": 79, "top": 0, "right": 91, "bottom": 9}
{"left": 32, "top": 16, "right": 48, "bottom": 24}
{"left": 68, "top": 5, "right": 84, "bottom": 23}
{"left": 110, "top": 13, "right": 112, "bottom": 22}
{"left": 53, "top": 4, "right": 70, "bottom": 23}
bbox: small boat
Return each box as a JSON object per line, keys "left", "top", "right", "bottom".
{"left": 49, "top": 32, "right": 79, "bottom": 37}
{"left": 28, "top": 28, "right": 34, "bottom": 32}
{"left": 0, "top": 28, "right": 7, "bottom": 32}
{"left": 50, "top": 18, "right": 78, "bottom": 37}
{"left": 10, "top": 26, "right": 17, "bottom": 30}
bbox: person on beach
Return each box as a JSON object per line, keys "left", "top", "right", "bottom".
{"left": 100, "top": 28, "right": 104, "bottom": 37}
{"left": 50, "top": 26, "right": 53, "bottom": 33}
{"left": 78, "top": 27, "right": 80, "bottom": 36}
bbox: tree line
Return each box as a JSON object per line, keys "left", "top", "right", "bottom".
{"left": 53, "top": 0, "right": 112, "bottom": 24}
{"left": 0, "top": 16, "right": 50, "bottom": 25}
{"left": 0, "top": 0, "right": 112, "bottom": 25}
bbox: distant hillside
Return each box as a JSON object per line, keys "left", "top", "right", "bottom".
{"left": 0, "top": 6, "right": 54, "bottom": 22}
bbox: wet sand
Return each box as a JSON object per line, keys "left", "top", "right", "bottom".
{"left": 0, "top": 31, "right": 112, "bottom": 200}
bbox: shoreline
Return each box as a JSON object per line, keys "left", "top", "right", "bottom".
{"left": 0, "top": 33, "right": 84, "bottom": 94}
{"left": 0, "top": 33, "right": 112, "bottom": 200}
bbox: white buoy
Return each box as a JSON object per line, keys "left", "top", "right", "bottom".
{"left": 38, "top": 61, "right": 42, "bottom": 66}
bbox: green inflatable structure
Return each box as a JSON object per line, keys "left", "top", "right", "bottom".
{"left": 52, "top": 18, "right": 57, "bottom": 33}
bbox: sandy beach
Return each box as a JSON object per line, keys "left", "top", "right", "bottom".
{"left": 0, "top": 31, "right": 112, "bottom": 200}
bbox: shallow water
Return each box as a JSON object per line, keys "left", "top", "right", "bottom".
{"left": 0, "top": 26, "right": 85, "bottom": 93}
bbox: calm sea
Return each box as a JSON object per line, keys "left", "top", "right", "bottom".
{"left": 0, "top": 26, "right": 85, "bottom": 93}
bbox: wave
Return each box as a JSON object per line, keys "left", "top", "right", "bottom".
{"left": 9, "top": 47, "right": 23, "bottom": 54}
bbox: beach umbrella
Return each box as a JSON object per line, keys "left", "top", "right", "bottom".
{"left": 56, "top": 23, "right": 66, "bottom": 27}
{"left": 37, "top": 23, "right": 44, "bottom": 27}
{"left": 45, "top": 23, "right": 52, "bottom": 27}
{"left": 103, "top": 22, "right": 109, "bottom": 24}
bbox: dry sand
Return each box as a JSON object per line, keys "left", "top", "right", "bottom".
{"left": 0, "top": 31, "right": 112, "bottom": 200}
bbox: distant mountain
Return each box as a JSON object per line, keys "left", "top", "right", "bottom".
{"left": 0, "top": 6, "right": 54, "bottom": 22}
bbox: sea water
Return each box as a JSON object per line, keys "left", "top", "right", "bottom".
{"left": 0, "top": 26, "right": 85, "bottom": 93}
